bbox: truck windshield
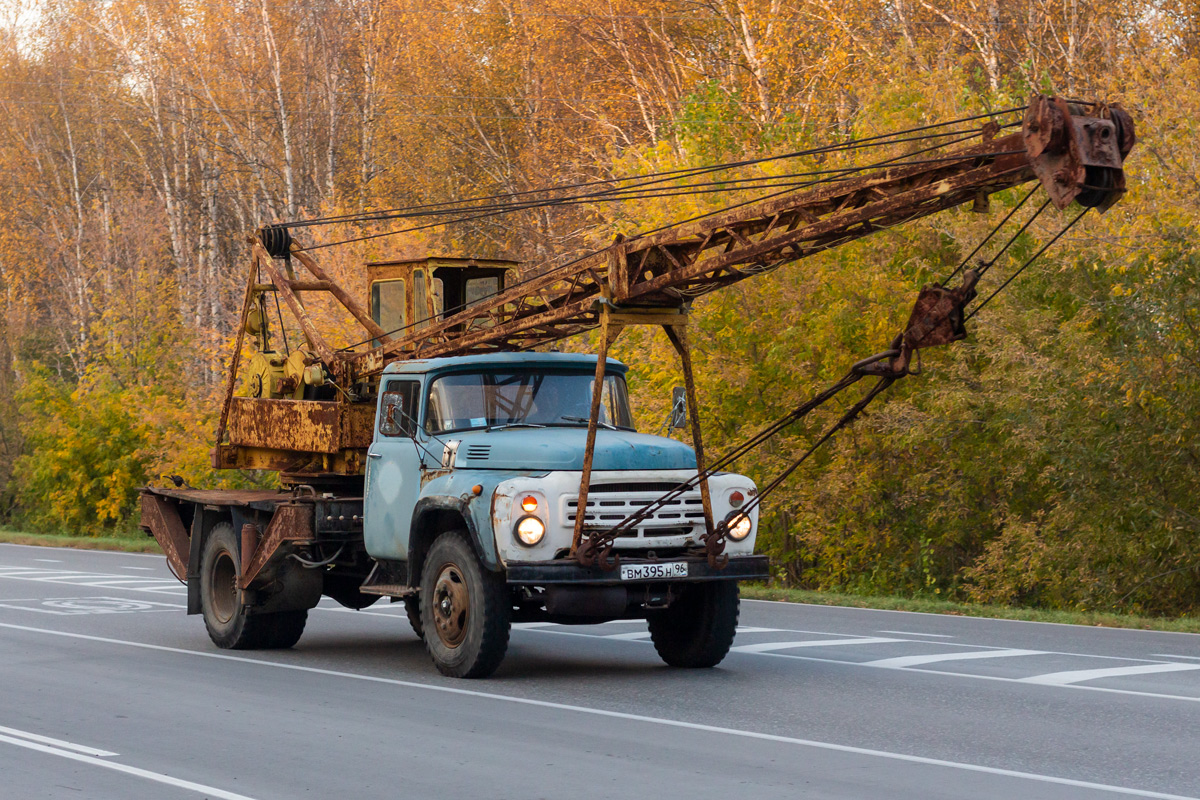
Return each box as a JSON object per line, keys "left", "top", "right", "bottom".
{"left": 424, "top": 371, "right": 634, "bottom": 434}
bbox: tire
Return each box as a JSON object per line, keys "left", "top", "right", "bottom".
{"left": 419, "top": 531, "right": 510, "bottom": 678}
{"left": 647, "top": 581, "right": 740, "bottom": 668}
{"left": 258, "top": 610, "right": 308, "bottom": 649}
{"left": 404, "top": 595, "right": 424, "bottom": 640}
{"left": 200, "top": 523, "right": 307, "bottom": 650}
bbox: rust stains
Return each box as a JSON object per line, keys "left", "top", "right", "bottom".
{"left": 226, "top": 398, "right": 373, "bottom": 454}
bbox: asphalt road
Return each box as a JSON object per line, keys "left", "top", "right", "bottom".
{"left": 0, "top": 543, "right": 1197, "bottom": 800}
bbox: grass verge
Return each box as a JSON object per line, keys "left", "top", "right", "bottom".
{"left": 0, "top": 529, "right": 162, "bottom": 554}
{"left": 741, "top": 584, "right": 1200, "bottom": 634}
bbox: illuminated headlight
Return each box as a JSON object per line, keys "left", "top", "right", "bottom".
{"left": 725, "top": 512, "right": 752, "bottom": 542}
{"left": 514, "top": 516, "right": 546, "bottom": 547}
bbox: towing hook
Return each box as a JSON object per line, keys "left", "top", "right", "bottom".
{"left": 702, "top": 524, "right": 730, "bottom": 570}
{"left": 577, "top": 536, "right": 620, "bottom": 571}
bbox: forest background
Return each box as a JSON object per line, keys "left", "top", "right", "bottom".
{"left": 0, "top": 0, "right": 1196, "bottom": 615}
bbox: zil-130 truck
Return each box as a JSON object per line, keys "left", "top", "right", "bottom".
{"left": 141, "top": 95, "right": 1132, "bottom": 679}
{"left": 141, "top": 254, "right": 768, "bottom": 679}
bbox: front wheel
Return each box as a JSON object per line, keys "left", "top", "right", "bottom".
{"left": 404, "top": 595, "right": 424, "bottom": 640}
{"left": 419, "top": 531, "right": 510, "bottom": 678}
{"left": 647, "top": 581, "right": 740, "bottom": 668}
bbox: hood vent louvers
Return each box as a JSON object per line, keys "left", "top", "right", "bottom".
{"left": 464, "top": 444, "right": 492, "bottom": 461}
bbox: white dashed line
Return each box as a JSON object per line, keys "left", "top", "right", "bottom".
{"left": 735, "top": 626, "right": 785, "bottom": 633}
{"left": 863, "top": 649, "right": 1043, "bottom": 668}
{"left": 732, "top": 637, "right": 901, "bottom": 653}
{"left": 877, "top": 630, "right": 955, "bottom": 638}
{"left": 1021, "top": 663, "right": 1200, "bottom": 686}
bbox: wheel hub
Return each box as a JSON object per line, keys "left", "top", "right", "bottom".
{"left": 210, "top": 551, "right": 239, "bottom": 624}
{"left": 431, "top": 563, "right": 469, "bottom": 648}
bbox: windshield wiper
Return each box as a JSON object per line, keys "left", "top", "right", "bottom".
{"left": 488, "top": 422, "right": 547, "bottom": 432}
{"left": 560, "top": 415, "right": 617, "bottom": 430}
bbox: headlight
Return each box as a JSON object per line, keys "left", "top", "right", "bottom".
{"left": 514, "top": 516, "right": 546, "bottom": 546}
{"left": 726, "top": 512, "right": 752, "bottom": 541}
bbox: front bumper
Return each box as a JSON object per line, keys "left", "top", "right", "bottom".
{"left": 505, "top": 554, "right": 769, "bottom": 585}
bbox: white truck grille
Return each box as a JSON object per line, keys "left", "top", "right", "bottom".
{"left": 562, "top": 482, "right": 706, "bottom": 539}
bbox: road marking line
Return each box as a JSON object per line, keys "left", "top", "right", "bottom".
{"left": 741, "top": 597, "right": 1200, "bottom": 638}
{"left": 877, "top": 630, "right": 954, "bottom": 638}
{"left": 119, "top": 567, "right": 155, "bottom": 571}
{"left": 1151, "top": 654, "right": 1200, "bottom": 661}
{"left": 526, "top": 627, "right": 1200, "bottom": 703}
{"left": 33, "top": 559, "right": 63, "bottom": 563}
{"left": 0, "top": 622, "right": 1193, "bottom": 800}
{"left": 0, "top": 725, "right": 117, "bottom": 757}
{"left": 732, "top": 636, "right": 900, "bottom": 653}
{"left": 65, "top": 579, "right": 179, "bottom": 587}
{"left": 863, "top": 649, "right": 1043, "bottom": 668}
{"left": 511, "top": 622, "right": 557, "bottom": 629}
{"left": 0, "top": 732, "right": 256, "bottom": 799}
{"left": 1021, "top": 663, "right": 1200, "bottom": 686}
{"left": 604, "top": 631, "right": 653, "bottom": 640}
{"left": 735, "top": 626, "right": 784, "bottom": 633}
{"left": 0, "top": 568, "right": 187, "bottom": 594}
{"left": 0, "top": 570, "right": 94, "bottom": 577}
{"left": 0, "top": 543, "right": 161, "bottom": 559}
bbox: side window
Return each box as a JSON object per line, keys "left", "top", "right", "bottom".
{"left": 379, "top": 379, "right": 420, "bottom": 437}
{"left": 370, "top": 279, "right": 406, "bottom": 337}
{"left": 464, "top": 277, "right": 498, "bottom": 306}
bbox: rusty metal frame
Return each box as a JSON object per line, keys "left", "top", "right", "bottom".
{"left": 570, "top": 303, "right": 715, "bottom": 569}
{"left": 239, "top": 502, "right": 315, "bottom": 588}
{"left": 139, "top": 493, "right": 190, "bottom": 582}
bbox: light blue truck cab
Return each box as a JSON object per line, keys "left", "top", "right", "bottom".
{"left": 361, "top": 351, "right": 769, "bottom": 677}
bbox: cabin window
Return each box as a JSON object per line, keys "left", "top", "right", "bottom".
{"left": 464, "top": 276, "right": 499, "bottom": 306}
{"left": 424, "top": 370, "right": 634, "bottom": 434}
{"left": 370, "top": 279, "right": 406, "bottom": 337}
{"left": 379, "top": 379, "right": 420, "bottom": 437}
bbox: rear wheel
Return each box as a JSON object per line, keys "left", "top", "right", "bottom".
{"left": 419, "top": 531, "right": 510, "bottom": 678}
{"left": 200, "top": 523, "right": 307, "bottom": 650}
{"left": 258, "top": 610, "right": 308, "bottom": 649}
{"left": 647, "top": 581, "right": 739, "bottom": 668}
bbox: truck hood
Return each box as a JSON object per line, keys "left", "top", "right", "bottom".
{"left": 447, "top": 427, "right": 697, "bottom": 471}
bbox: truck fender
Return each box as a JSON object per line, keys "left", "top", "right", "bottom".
{"left": 407, "top": 496, "right": 501, "bottom": 586}
{"left": 186, "top": 505, "right": 225, "bottom": 615}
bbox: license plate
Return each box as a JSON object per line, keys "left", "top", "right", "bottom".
{"left": 620, "top": 562, "right": 689, "bottom": 581}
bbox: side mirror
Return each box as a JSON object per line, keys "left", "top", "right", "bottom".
{"left": 379, "top": 400, "right": 403, "bottom": 436}
{"left": 669, "top": 386, "right": 688, "bottom": 430}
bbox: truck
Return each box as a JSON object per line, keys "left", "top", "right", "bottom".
{"left": 139, "top": 95, "right": 1134, "bottom": 679}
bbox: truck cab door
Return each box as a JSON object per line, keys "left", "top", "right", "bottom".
{"left": 364, "top": 378, "right": 424, "bottom": 560}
